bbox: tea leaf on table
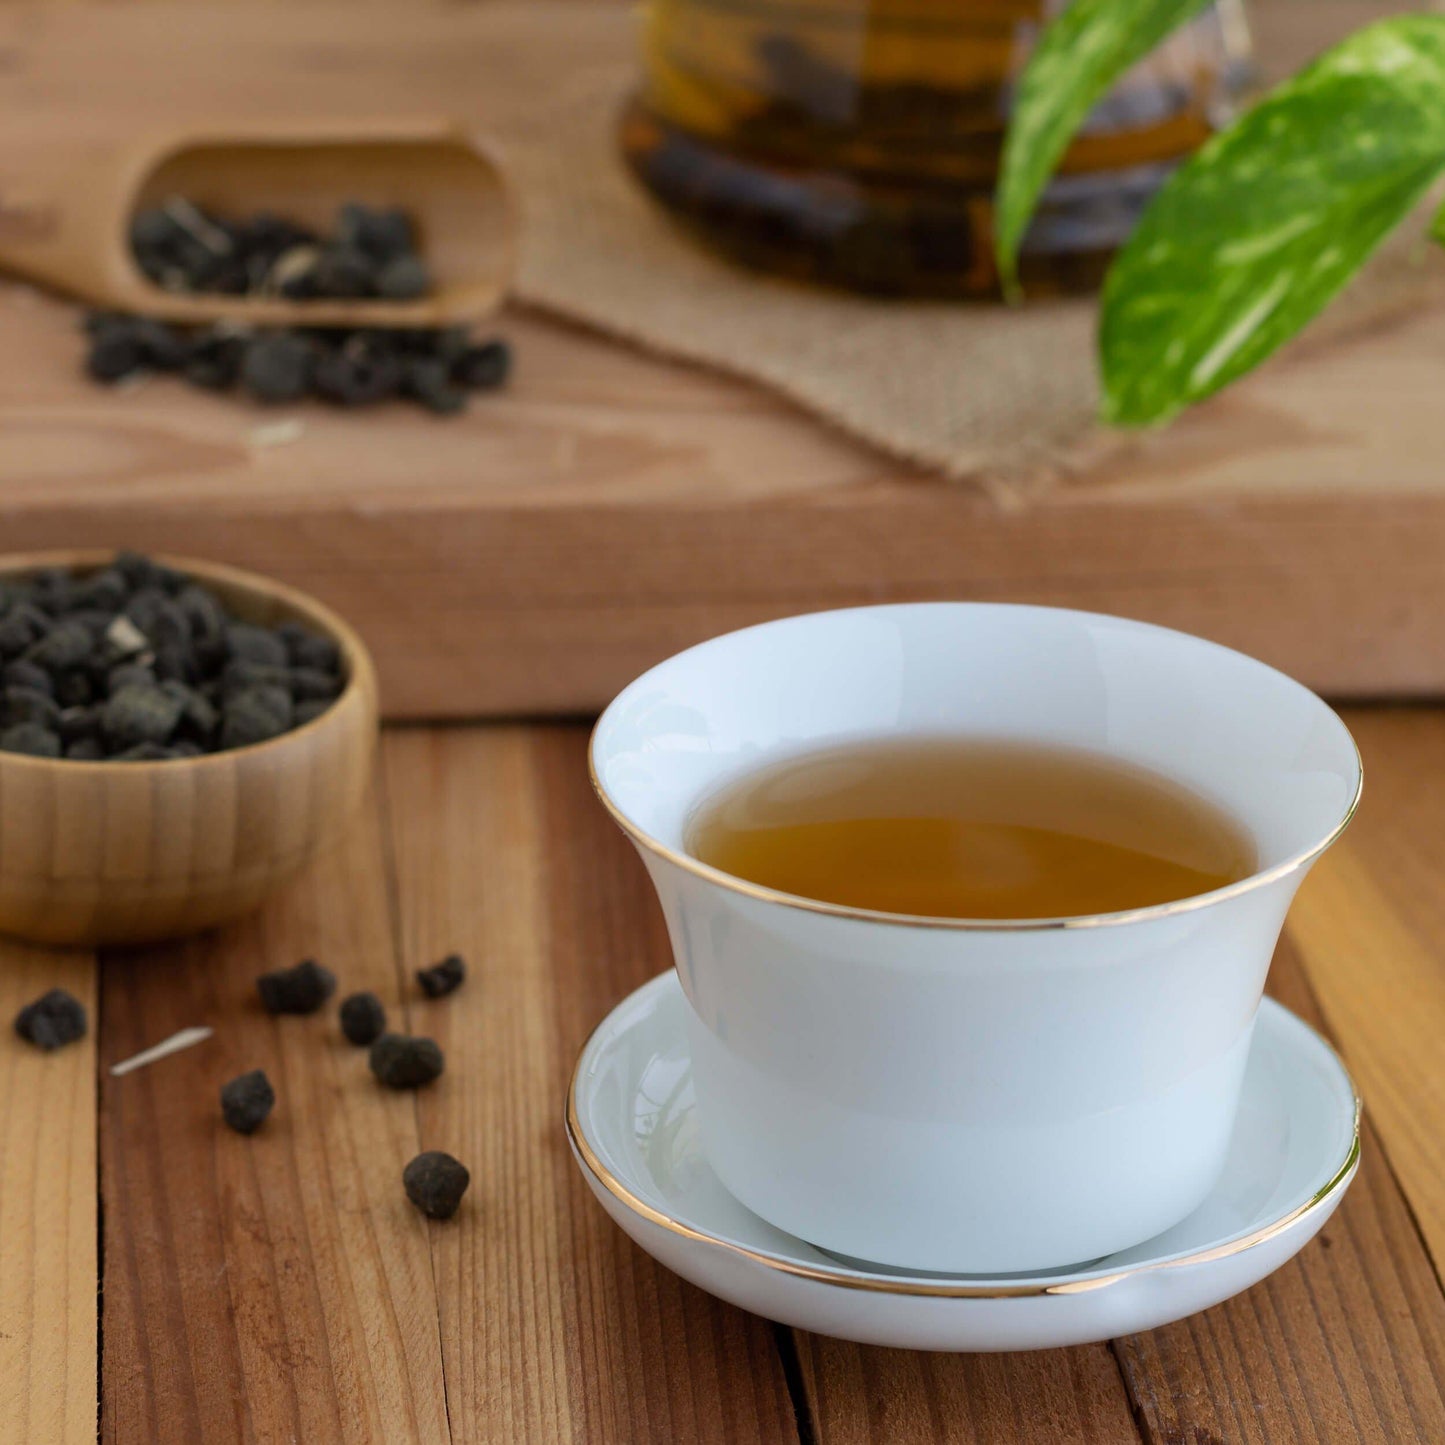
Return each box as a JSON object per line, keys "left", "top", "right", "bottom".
{"left": 994, "top": 0, "right": 1212, "bottom": 295}
{"left": 1101, "top": 15, "right": 1445, "bottom": 427}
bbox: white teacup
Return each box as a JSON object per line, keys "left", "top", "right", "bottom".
{"left": 590, "top": 605, "right": 1360, "bottom": 1274}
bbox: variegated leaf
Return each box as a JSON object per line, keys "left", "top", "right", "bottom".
{"left": 1102, "top": 15, "right": 1445, "bottom": 426}
{"left": 995, "top": 0, "right": 1212, "bottom": 294}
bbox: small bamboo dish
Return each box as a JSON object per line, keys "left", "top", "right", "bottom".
{"left": 0, "top": 553, "right": 379, "bottom": 948}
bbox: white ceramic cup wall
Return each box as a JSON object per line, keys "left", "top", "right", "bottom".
{"left": 590, "top": 605, "right": 1361, "bottom": 1274}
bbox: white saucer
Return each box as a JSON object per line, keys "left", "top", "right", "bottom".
{"left": 567, "top": 972, "right": 1360, "bottom": 1352}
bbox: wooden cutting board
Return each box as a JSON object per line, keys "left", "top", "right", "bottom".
{"left": 1, "top": 0, "right": 1439, "bottom": 719}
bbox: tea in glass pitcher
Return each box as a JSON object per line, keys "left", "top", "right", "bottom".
{"left": 622, "top": 0, "right": 1248, "bottom": 296}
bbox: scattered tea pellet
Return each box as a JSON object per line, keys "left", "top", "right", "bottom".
{"left": 14, "top": 987, "right": 87, "bottom": 1050}
{"left": 3, "top": 685, "right": 60, "bottom": 729}
{"left": 339, "top": 991, "right": 387, "bottom": 1047}
{"left": 402, "top": 356, "right": 466, "bottom": 415}
{"left": 74, "top": 568, "right": 130, "bottom": 614}
{"left": 0, "top": 722, "right": 61, "bottom": 757}
{"left": 455, "top": 340, "right": 512, "bottom": 392}
{"left": 378, "top": 254, "right": 431, "bottom": 301}
{"left": 185, "top": 330, "right": 245, "bottom": 390}
{"left": 86, "top": 323, "right": 146, "bottom": 383}
{"left": 0, "top": 604, "right": 48, "bottom": 658}
{"left": 220, "top": 684, "right": 293, "bottom": 749}
{"left": 369, "top": 1033, "right": 445, "bottom": 1089}
{"left": 2, "top": 659, "right": 53, "bottom": 696}
{"left": 25, "top": 619, "right": 93, "bottom": 673}
{"left": 288, "top": 667, "right": 343, "bottom": 703}
{"left": 337, "top": 202, "right": 414, "bottom": 264}
{"left": 81, "top": 198, "right": 513, "bottom": 417}
{"left": 403, "top": 1151, "right": 471, "bottom": 1220}
{"left": 279, "top": 622, "right": 339, "bottom": 673}
{"left": 314, "top": 341, "right": 400, "bottom": 407}
{"left": 416, "top": 953, "right": 466, "bottom": 999}
{"left": 225, "top": 622, "right": 289, "bottom": 669}
{"left": 220, "top": 1069, "right": 276, "bottom": 1134}
{"left": 256, "top": 957, "right": 337, "bottom": 1015}
{"left": 101, "top": 683, "right": 184, "bottom": 749}
{"left": 241, "top": 332, "right": 314, "bottom": 405}
{"left": 294, "top": 698, "right": 332, "bottom": 727}
{"left": 53, "top": 670, "right": 93, "bottom": 708}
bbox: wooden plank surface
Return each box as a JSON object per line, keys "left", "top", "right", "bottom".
{"left": 99, "top": 791, "right": 448, "bottom": 1444}
{"left": 1111, "top": 938, "right": 1445, "bottom": 1445}
{"left": 794, "top": 1340, "right": 1138, "bottom": 1444}
{"left": 379, "top": 726, "right": 799, "bottom": 1444}
{"left": 43, "top": 706, "right": 1445, "bottom": 1441}
{"left": 0, "top": 943, "right": 97, "bottom": 1445}
{"left": 1287, "top": 709, "right": 1445, "bottom": 1273}
{"left": 4, "top": 3, "right": 1445, "bottom": 712}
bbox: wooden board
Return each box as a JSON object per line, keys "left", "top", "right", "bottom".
{"left": 0, "top": 942, "right": 97, "bottom": 1445}
{"left": 3, "top": 1, "right": 1445, "bottom": 717}
{"left": 379, "top": 727, "right": 799, "bottom": 1444}
{"left": 0, "top": 705, "right": 1435, "bottom": 1440}
{"left": 1110, "top": 937, "right": 1445, "bottom": 1445}
{"left": 99, "top": 792, "right": 449, "bottom": 1444}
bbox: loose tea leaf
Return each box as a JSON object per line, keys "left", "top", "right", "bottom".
{"left": 416, "top": 953, "right": 465, "bottom": 999}
{"left": 101, "top": 196, "right": 512, "bottom": 416}
{"left": 14, "top": 988, "right": 87, "bottom": 1050}
{"left": 1101, "top": 16, "right": 1445, "bottom": 425}
{"left": 256, "top": 958, "right": 337, "bottom": 1015}
{"left": 995, "top": 0, "right": 1212, "bottom": 295}
{"left": 339, "top": 991, "right": 387, "bottom": 1047}
{"left": 403, "top": 1151, "right": 470, "bottom": 1220}
{"left": 0, "top": 722, "right": 61, "bottom": 757}
{"left": 220, "top": 1070, "right": 276, "bottom": 1134}
{"left": 369, "top": 1033, "right": 445, "bottom": 1089}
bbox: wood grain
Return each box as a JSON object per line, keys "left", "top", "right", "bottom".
{"left": 80, "top": 708, "right": 1445, "bottom": 1440}
{"left": 1286, "top": 708, "right": 1445, "bottom": 1276}
{"left": 0, "top": 942, "right": 97, "bottom": 1445}
{"left": 1110, "top": 939, "right": 1445, "bottom": 1445}
{"left": 795, "top": 1339, "right": 1138, "bottom": 1445}
{"left": 99, "top": 788, "right": 448, "bottom": 1444}
{"left": 0, "top": 553, "right": 378, "bottom": 946}
{"left": 380, "top": 726, "right": 800, "bottom": 1444}
{"left": 0, "top": 3, "right": 1444, "bottom": 713}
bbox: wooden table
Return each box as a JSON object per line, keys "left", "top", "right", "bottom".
{"left": 2, "top": 708, "right": 1443, "bottom": 1444}
{"left": 6, "top": 0, "right": 1445, "bottom": 716}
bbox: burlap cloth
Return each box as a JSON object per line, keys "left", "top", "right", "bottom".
{"left": 477, "top": 0, "right": 1440, "bottom": 495}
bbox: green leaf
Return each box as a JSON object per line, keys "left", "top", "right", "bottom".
{"left": 995, "top": 0, "right": 1212, "bottom": 296}
{"left": 1431, "top": 196, "right": 1445, "bottom": 248}
{"left": 1102, "top": 15, "right": 1445, "bottom": 427}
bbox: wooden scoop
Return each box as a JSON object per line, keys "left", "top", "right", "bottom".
{"left": 0, "top": 119, "right": 515, "bottom": 327}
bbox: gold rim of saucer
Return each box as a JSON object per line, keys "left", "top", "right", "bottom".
{"left": 564, "top": 989, "right": 1363, "bottom": 1300}
{"left": 586, "top": 725, "right": 1363, "bottom": 933}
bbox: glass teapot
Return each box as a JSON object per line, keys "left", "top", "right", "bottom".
{"left": 621, "top": 0, "right": 1249, "bottom": 297}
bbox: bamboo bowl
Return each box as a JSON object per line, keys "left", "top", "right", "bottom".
{"left": 0, "top": 553, "right": 379, "bottom": 948}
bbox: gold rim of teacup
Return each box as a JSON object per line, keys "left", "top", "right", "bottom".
{"left": 564, "top": 989, "right": 1363, "bottom": 1299}
{"left": 587, "top": 721, "right": 1363, "bottom": 933}
{"left": 0, "top": 549, "right": 376, "bottom": 769}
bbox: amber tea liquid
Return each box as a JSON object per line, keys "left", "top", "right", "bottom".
{"left": 686, "top": 737, "right": 1254, "bottom": 920}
